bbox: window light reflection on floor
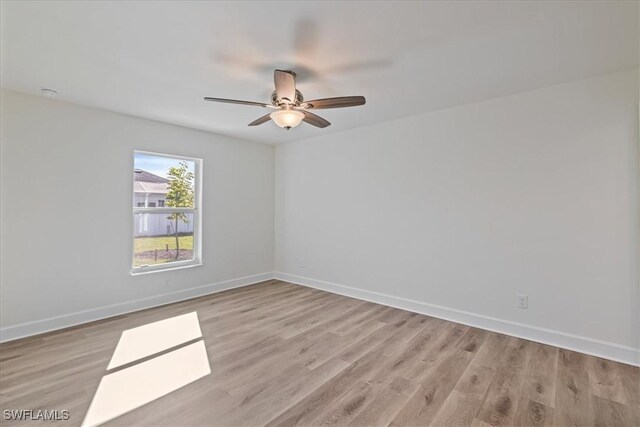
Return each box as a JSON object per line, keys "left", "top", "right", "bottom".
{"left": 107, "top": 311, "right": 203, "bottom": 370}
{"left": 82, "top": 312, "right": 210, "bottom": 427}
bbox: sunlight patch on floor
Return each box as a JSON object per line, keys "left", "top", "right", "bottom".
{"left": 107, "top": 311, "right": 202, "bottom": 370}
{"left": 82, "top": 312, "right": 210, "bottom": 427}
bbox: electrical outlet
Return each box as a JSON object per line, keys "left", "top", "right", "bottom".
{"left": 164, "top": 278, "right": 170, "bottom": 288}
{"left": 517, "top": 294, "right": 528, "bottom": 309}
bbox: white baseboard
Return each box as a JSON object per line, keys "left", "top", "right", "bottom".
{"left": 274, "top": 272, "right": 639, "bottom": 367}
{"left": 0, "top": 272, "right": 274, "bottom": 343}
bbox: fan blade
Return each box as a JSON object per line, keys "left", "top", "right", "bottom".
{"left": 248, "top": 114, "right": 272, "bottom": 127}
{"left": 204, "top": 97, "right": 271, "bottom": 108}
{"left": 302, "top": 111, "right": 330, "bottom": 128}
{"left": 274, "top": 70, "right": 296, "bottom": 103}
{"left": 304, "top": 96, "right": 366, "bottom": 109}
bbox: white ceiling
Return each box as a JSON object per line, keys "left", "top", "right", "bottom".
{"left": 1, "top": 1, "right": 638, "bottom": 145}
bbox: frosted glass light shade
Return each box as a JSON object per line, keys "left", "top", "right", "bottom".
{"left": 270, "top": 109, "right": 304, "bottom": 129}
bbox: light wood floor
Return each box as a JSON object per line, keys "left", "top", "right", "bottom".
{"left": 1, "top": 280, "right": 638, "bottom": 426}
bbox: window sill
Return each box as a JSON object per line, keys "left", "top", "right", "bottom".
{"left": 130, "top": 262, "right": 203, "bottom": 276}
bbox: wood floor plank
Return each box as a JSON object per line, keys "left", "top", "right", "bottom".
{"left": 363, "top": 318, "right": 444, "bottom": 384}
{"left": 264, "top": 350, "right": 389, "bottom": 426}
{"left": 587, "top": 356, "right": 628, "bottom": 405}
{"left": 512, "top": 399, "right": 554, "bottom": 427}
{"left": 553, "top": 348, "right": 593, "bottom": 427}
{"left": 348, "top": 376, "right": 419, "bottom": 427}
{"left": 475, "top": 338, "right": 532, "bottom": 426}
{"left": 429, "top": 365, "right": 493, "bottom": 426}
{"left": 302, "top": 323, "right": 386, "bottom": 371}
{"left": 590, "top": 394, "right": 632, "bottom": 427}
{"left": 521, "top": 342, "right": 558, "bottom": 408}
{"left": 390, "top": 345, "right": 473, "bottom": 426}
{"left": 328, "top": 321, "right": 444, "bottom": 425}
{"left": 337, "top": 312, "right": 418, "bottom": 362}
{"left": 456, "top": 327, "right": 489, "bottom": 354}
{"left": 0, "top": 280, "right": 637, "bottom": 427}
{"left": 311, "top": 380, "right": 372, "bottom": 426}
{"left": 404, "top": 321, "right": 467, "bottom": 381}
{"left": 617, "top": 361, "right": 640, "bottom": 422}
{"left": 222, "top": 357, "right": 352, "bottom": 427}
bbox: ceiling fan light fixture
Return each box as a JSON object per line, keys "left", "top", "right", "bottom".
{"left": 269, "top": 109, "right": 304, "bottom": 129}
{"left": 205, "top": 69, "right": 365, "bottom": 130}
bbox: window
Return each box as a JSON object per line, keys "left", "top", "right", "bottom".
{"left": 132, "top": 151, "right": 201, "bottom": 273}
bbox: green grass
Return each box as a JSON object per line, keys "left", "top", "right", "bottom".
{"left": 134, "top": 235, "right": 193, "bottom": 253}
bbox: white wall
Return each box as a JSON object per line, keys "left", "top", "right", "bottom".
{"left": 0, "top": 90, "right": 274, "bottom": 339}
{"left": 275, "top": 69, "right": 639, "bottom": 364}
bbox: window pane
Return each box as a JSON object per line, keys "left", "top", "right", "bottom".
{"left": 133, "top": 153, "right": 196, "bottom": 208}
{"left": 133, "top": 212, "right": 195, "bottom": 267}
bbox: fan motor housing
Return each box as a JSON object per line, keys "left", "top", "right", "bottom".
{"left": 271, "top": 89, "right": 304, "bottom": 106}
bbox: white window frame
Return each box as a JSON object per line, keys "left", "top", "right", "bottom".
{"left": 131, "top": 150, "right": 203, "bottom": 274}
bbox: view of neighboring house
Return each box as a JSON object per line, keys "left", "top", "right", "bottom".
{"left": 134, "top": 169, "right": 168, "bottom": 208}
{"left": 133, "top": 169, "right": 194, "bottom": 237}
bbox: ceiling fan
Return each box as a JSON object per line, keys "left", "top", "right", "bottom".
{"left": 204, "top": 69, "right": 366, "bottom": 130}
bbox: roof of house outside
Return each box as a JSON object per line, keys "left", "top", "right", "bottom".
{"left": 134, "top": 169, "right": 169, "bottom": 183}
{"left": 134, "top": 169, "right": 169, "bottom": 194}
